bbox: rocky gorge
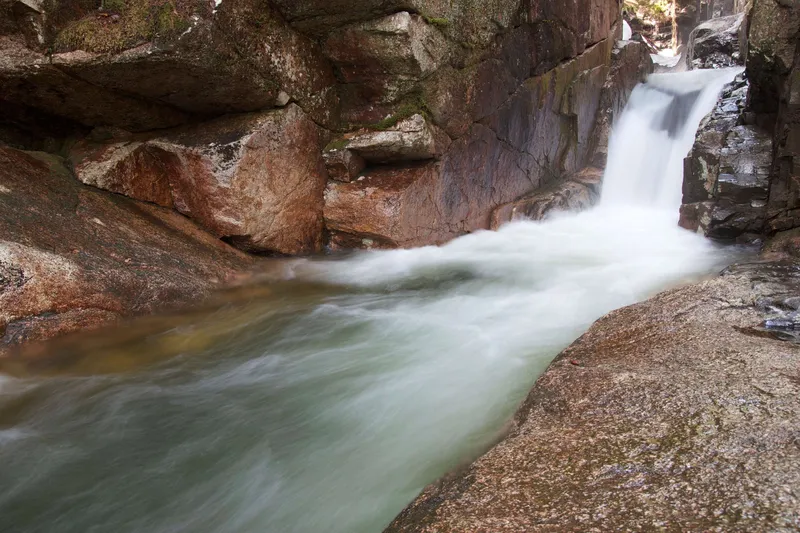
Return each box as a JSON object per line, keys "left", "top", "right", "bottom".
{"left": 1, "top": 0, "right": 800, "bottom": 531}
{"left": 1, "top": 0, "right": 655, "bottom": 348}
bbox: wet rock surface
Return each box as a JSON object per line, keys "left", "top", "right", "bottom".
{"left": 0, "top": 147, "right": 252, "bottom": 351}
{"left": 592, "top": 39, "right": 654, "bottom": 166}
{"left": 681, "top": 75, "right": 773, "bottom": 243}
{"left": 490, "top": 166, "right": 603, "bottom": 229}
{"left": 386, "top": 260, "right": 800, "bottom": 532}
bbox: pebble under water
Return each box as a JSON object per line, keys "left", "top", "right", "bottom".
{"left": 0, "top": 68, "right": 744, "bottom": 533}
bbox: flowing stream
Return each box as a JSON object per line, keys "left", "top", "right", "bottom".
{"left": 0, "top": 68, "right": 743, "bottom": 533}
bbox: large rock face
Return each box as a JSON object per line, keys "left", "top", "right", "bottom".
{"left": 386, "top": 260, "right": 800, "bottom": 532}
{"left": 680, "top": 75, "right": 773, "bottom": 242}
{"left": 0, "top": 147, "right": 252, "bottom": 351}
{"left": 0, "top": 0, "right": 645, "bottom": 345}
{"left": 70, "top": 105, "right": 328, "bottom": 255}
{"left": 1, "top": 0, "right": 637, "bottom": 255}
{"left": 682, "top": 0, "right": 800, "bottom": 241}
{"left": 324, "top": 36, "right": 642, "bottom": 248}
{"left": 747, "top": 0, "right": 800, "bottom": 233}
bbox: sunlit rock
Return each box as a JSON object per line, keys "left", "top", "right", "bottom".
{"left": 0, "top": 147, "right": 251, "bottom": 351}
{"left": 71, "top": 105, "right": 328, "bottom": 255}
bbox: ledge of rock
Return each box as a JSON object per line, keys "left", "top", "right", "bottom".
{"left": 70, "top": 104, "right": 328, "bottom": 255}
{"left": 326, "top": 114, "right": 451, "bottom": 169}
{"left": 0, "top": 0, "right": 339, "bottom": 131}
{"left": 386, "top": 260, "right": 800, "bottom": 532}
{"left": 490, "top": 166, "right": 603, "bottom": 229}
{"left": 0, "top": 147, "right": 253, "bottom": 351}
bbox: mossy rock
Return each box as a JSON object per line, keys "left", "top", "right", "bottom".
{"left": 324, "top": 137, "right": 350, "bottom": 152}
{"left": 53, "top": 0, "right": 201, "bottom": 54}
{"left": 367, "top": 94, "right": 432, "bottom": 131}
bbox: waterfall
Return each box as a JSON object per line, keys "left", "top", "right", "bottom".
{"left": 0, "top": 69, "right": 745, "bottom": 533}
{"left": 602, "top": 67, "right": 743, "bottom": 211}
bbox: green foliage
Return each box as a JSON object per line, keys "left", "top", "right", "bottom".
{"left": 624, "top": 0, "right": 671, "bottom": 23}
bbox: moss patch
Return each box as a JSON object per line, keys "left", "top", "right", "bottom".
{"left": 324, "top": 138, "right": 350, "bottom": 152}
{"left": 366, "top": 94, "right": 432, "bottom": 131}
{"left": 54, "top": 0, "right": 198, "bottom": 54}
{"left": 422, "top": 15, "right": 451, "bottom": 29}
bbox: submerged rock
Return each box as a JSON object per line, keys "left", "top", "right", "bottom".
{"left": 0, "top": 147, "right": 252, "bottom": 351}
{"left": 386, "top": 261, "right": 800, "bottom": 532}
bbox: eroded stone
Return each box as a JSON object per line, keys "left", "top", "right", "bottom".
{"left": 71, "top": 105, "right": 328, "bottom": 255}
{"left": 338, "top": 114, "right": 452, "bottom": 163}
{"left": 0, "top": 147, "right": 251, "bottom": 351}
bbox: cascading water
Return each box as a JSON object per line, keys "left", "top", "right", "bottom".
{"left": 602, "top": 67, "right": 745, "bottom": 210}
{"left": 0, "top": 68, "right": 744, "bottom": 533}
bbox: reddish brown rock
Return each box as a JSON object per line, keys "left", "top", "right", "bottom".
{"left": 325, "top": 11, "right": 451, "bottom": 123}
{"left": 0, "top": 147, "right": 252, "bottom": 351}
{"left": 324, "top": 124, "right": 539, "bottom": 248}
{"left": 70, "top": 140, "right": 175, "bottom": 207}
{"left": 325, "top": 162, "right": 446, "bottom": 249}
{"left": 481, "top": 38, "right": 613, "bottom": 174}
{"left": 325, "top": 39, "right": 623, "bottom": 250}
{"left": 212, "top": 0, "right": 340, "bottom": 127}
{"left": 71, "top": 105, "right": 328, "bottom": 255}
{"left": 387, "top": 262, "right": 800, "bottom": 532}
{"left": 424, "top": 59, "right": 519, "bottom": 138}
